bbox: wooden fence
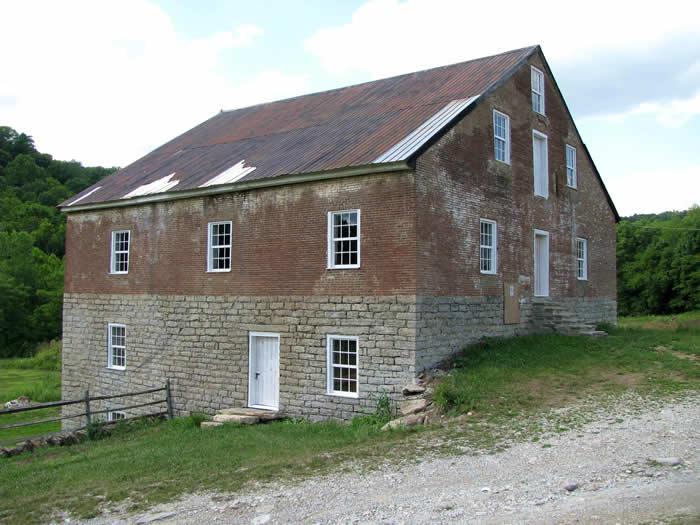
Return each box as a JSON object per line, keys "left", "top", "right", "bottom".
{"left": 0, "top": 380, "right": 174, "bottom": 438}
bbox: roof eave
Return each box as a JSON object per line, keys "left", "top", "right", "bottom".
{"left": 60, "top": 160, "right": 412, "bottom": 213}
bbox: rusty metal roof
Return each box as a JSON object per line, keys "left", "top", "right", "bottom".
{"left": 62, "top": 46, "right": 537, "bottom": 208}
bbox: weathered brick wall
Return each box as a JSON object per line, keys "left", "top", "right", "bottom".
{"left": 62, "top": 293, "right": 416, "bottom": 428}
{"left": 412, "top": 54, "right": 618, "bottom": 368}
{"left": 65, "top": 171, "right": 417, "bottom": 297}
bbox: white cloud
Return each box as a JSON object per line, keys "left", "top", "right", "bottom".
{"left": 305, "top": 0, "right": 700, "bottom": 79}
{"left": 607, "top": 165, "right": 700, "bottom": 216}
{"left": 587, "top": 90, "right": 700, "bottom": 128}
{"left": 0, "top": 1, "right": 307, "bottom": 166}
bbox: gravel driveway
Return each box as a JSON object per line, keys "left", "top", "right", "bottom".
{"left": 85, "top": 393, "right": 699, "bottom": 525}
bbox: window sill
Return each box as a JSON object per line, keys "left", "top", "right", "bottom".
{"left": 327, "top": 265, "right": 361, "bottom": 270}
{"left": 326, "top": 391, "right": 359, "bottom": 399}
{"left": 567, "top": 185, "right": 578, "bottom": 190}
{"left": 577, "top": 277, "right": 588, "bottom": 282}
{"left": 480, "top": 270, "right": 497, "bottom": 276}
{"left": 206, "top": 269, "right": 232, "bottom": 273}
{"left": 107, "top": 365, "right": 126, "bottom": 371}
{"left": 534, "top": 194, "right": 549, "bottom": 199}
{"left": 109, "top": 271, "right": 129, "bottom": 275}
{"left": 495, "top": 159, "right": 511, "bottom": 166}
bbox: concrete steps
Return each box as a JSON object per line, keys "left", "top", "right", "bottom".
{"left": 202, "top": 407, "right": 284, "bottom": 428}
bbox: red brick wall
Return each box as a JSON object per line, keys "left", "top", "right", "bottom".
{"left": 415, "top": 54, "right": 617, "bottom": 299}
{"left": 65, "top": 171, "right": 418, "bottom": 296}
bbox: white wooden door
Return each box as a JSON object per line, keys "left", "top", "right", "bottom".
{"left": 534, "top": 230, "right": 550, "bottom": 297}
{"left": 248, "top": 332, "right": 279, "bottom": 410}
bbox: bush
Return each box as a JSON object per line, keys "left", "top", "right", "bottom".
{"left": 3, "top": 340, "right": 61, "bottom": 371}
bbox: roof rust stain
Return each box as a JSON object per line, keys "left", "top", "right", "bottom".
{"left": 63, "top": 46, "right": 536, "bottom": 207}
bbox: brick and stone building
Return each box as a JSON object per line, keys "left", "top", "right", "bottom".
{"left": 61, "top": 46, "right": 618, "bottom": 423}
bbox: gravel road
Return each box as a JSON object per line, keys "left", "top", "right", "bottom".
{"left": 83, "top": 393, "right": 699, "bottom": 525}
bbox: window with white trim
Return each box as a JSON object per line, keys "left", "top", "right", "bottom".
{"left": 110, "top": 230, "right": 130, "bottom": 274}
{"left": 576, "top": 238, "right": 588, "bottom": 280}
{"left": 108, "top": 323, "right": 126, "bottom": 370}
{"left": 479, "top": 219, "right": 497, "bottom": 274}
{"left": 328, "top": 210, "right": 360, "bottom": 269}
{"left": 327, "top": 335, "right": 358, "bottom": 397}
{"left": 531, "top": 66, "right": 545, "bottom": 114}
{"left": 107, "top": 410, "right": 126, "bottom": 422}
{"left": 493, "top": 110, "right": 510, "bottom": 164}
{"left": 532, "top": 131, "right": 549, "bottom": 198}
{"left": 207, "top": 221, "right": 232, "bottom": 272}
{"left": 566, "top": 145, "right": 577, "bottom": 188}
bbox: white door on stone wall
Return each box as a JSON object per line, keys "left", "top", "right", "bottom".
{"left": 248, "top": 332, "right": 280, "bottom": 410}
{"left": 534, "top": 230, "right": 550, "bottom": 297}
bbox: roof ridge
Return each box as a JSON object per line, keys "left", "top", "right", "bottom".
{"left": 218, "top": 45, "right": 539, "bottom": 117}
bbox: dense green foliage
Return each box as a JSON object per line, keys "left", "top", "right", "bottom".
{"left": 0, "top": 127, "right": 115, "bottom": 356}
{"left": 617, "top": 207, "right": 700, "bottom": 316}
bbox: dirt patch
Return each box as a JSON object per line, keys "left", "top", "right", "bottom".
{"left": 654, "top": 346, "right": 699, "bottom": 362}
{"left": 599, "top": 371, "right": 645, "bottom": 388}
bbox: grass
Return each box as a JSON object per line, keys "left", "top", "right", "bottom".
{"left": 0, "top": 313, "right": 698, "bottom": 524}
{"left": 0, "top": 341, "right": 62, "bottom": 445}
{"left": 434, "top": 311, "right": 699, "bottom": 415}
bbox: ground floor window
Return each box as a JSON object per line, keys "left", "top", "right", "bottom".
{"left": 107, "top": 410, "right": 126, "bottom": 422}
{"left": 107, "top": 323, "right": 126, "bottom": 370}
{"left": 326, "top": 335, "right": 359, "bottom": 397}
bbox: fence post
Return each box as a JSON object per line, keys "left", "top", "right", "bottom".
{"left": 165, "top": 379, "right": 174, "bottom": 420}
{"left": 84, "top": 389, "right": 91, "bottom": 427}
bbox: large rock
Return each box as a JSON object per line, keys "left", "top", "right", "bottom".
{"left": 200, "top": 421, "right": 224, "bottom": 429}
{"left": 651, "top": 457, "right": 682, "bottom": 466}
{"left": 381, "top": 413, "right": 425, "bottom": 431}
{"left": 399, "top": 398, "right": 428, "bottom": 416}
{"left": 402, "top": 384, "right": 426, "bottom": 396}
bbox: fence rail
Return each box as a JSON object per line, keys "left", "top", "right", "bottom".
{"left": 0, "top": 380, "right": 173, "bottom": 437}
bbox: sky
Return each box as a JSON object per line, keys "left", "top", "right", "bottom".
{"left": 1, "top": 0, "right": 698, "bottom": 217}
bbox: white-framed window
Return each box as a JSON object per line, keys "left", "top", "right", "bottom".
{"left": 493, "top": 110, "right": 510, "bottom": 164}
{"left": 532, "top": 130, "right": 549, "bottom": 198}
{"left": 479, "top": 219, "right": 497, "bottom": 274}
{"left": 327, "top": 210, "right": 360, "bottom": 269}
{"left": 326, "top": 335, "right": 359, "bottom": 398}
{"left": 576, "top": 238, "right": 588, "bottom": 280}
{"left": 531, "top": 66, "right": 545, "bottom": 114}
{"left": 107, "top": 323, "right": 126, "bottom": 370}
{"left": 566, "top": 144, "right": 577, "bottom": 188}
{"left": 107, "top": 410, "right": 126, "bottom": 422}
{"left": 110, "top": 230, "right": 130, "bottom": 274}
{"left": 207, "top": 221, "right": 232, "bottom": 272}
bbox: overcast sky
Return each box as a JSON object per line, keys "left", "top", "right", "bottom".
{"left": 1, "top": 0, "right": 698, "bottom": 216}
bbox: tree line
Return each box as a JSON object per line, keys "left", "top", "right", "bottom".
{"left": 0, "top": 125, "right": 697, "bottom": 357}
{"left": 0, "top": 126, "right": 115, "bottom": 356}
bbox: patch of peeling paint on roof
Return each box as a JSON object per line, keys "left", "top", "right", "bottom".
{"left": 199, "top": 160, "right": 256, "bottom": 188}
{"left": 67, "top": 186, "right": 102, "bottom": 206}
{"left": 373, "top": 95, "right": 480, "bottom": 163}
{"left": 123, "top": 173, "right": 179, "bottom": 199}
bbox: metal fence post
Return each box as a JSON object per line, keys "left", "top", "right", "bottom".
{"left": 84, "top": 389, "right": 91, "bottom": 427}
{"left": 165, "top": 379, "right": 174, "bottom": 420}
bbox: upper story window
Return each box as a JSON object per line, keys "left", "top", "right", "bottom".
{"left": 532, "top": 130, "right": 549, "bottom": 198}
{"left": 531, "top": 66, "right": 545, "bottom": 114}
{"left": 328, "top": 210, "right": 360, "bottom": 269}
{"left": 107, "top": 323, "right": 126, "bottom": 370}
{"left": 479, "top": 219, "right": 497, "bottom": 274}
{"left": 207, "top": 221, "right": 232, "bottom": 272}
{"left": 566, "top": 145, "right": 577, "bottom": 188}
{"left": 327, "top": 335, "right": 359, "bottom": 397}
{"left": 493, "top": 110, "right": 511, "bottom": 164}
{"left": 110, "top": 230, "right": 130, "bottom": 274}
{"left": 576, "top": 238, "right": 588, "bottom": 280}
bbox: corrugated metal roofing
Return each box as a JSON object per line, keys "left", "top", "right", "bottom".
{"left": 62, "top": 46, "right": 537, "bottom": 208}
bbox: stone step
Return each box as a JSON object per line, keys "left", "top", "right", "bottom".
{"left": 212, "top": 414, "right": 259, "bottom": 424}
{"left": 201, "top": 421, "right": 223, "bottom": 429}
{"left": 580, "top": 330, "right": 608, "bottom": 337}
{"left": 217, "top": 407, "right": 283, "bottom": 421}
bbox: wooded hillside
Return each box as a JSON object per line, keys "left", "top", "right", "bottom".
{"left": 0, "top": 126, "right": 116, "bottom": 356}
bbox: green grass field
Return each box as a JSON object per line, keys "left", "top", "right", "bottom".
{"left": 0, "top": 314, "right": 698, "bottom": 524}
{"left": 0, "top": 342, "right": 62, "bottom": 445}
